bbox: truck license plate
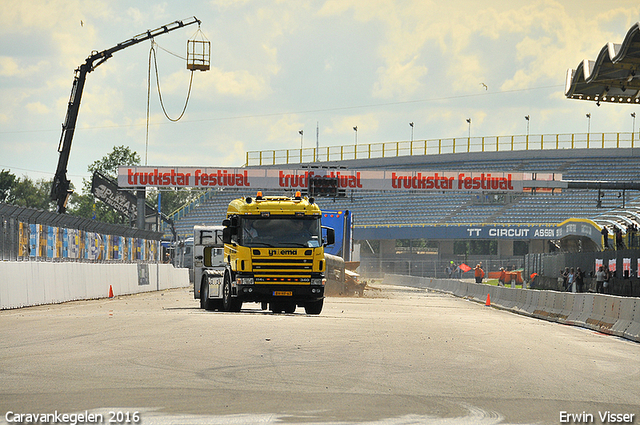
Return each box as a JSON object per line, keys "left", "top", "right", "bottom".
{"left": 273, "top": 291, "right": 293, "bottom": 296}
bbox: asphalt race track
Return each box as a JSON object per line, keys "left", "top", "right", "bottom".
{"left": 1, "top": 284, "right": 638, "bottom": 425}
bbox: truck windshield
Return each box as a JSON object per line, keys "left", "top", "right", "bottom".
{"left": 239, "top": 216, "right": 322, "bottom": 248}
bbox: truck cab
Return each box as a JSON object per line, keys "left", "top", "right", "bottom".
{"left": 193, "top": 225, "right": 226, "bottom": 310}
{"left": 221, "top": 191, "right": 334, "bottom": 314}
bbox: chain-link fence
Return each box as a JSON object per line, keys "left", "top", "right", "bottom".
{"left": 0, "top": 203, "right": 163, "bottom": 263}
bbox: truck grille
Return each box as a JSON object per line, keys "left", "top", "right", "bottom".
{"left": 252, "top": 258, "right": 313, "bottom": 283}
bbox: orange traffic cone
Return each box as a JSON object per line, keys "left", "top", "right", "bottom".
{"left": 485, "top": 293, "right": 491, "bottom": 306}
{"left": 108, "top": 285, "right": 114, "bottom": 298}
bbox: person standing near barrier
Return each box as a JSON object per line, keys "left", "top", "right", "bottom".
{"left": 603, "top": 266, "right": 611, "bottom": 294}
{"left": 596, "top": 265, "right": 605, "bottom": 293}
{"left": 561, "top": 267, "right": 570, "bottom": 291}
{"left": 575, "top": 267, "right": 585, "bottom": 293}
{"left": 558, "top": 270, "right": 565, "bottom": 291}
{"left": 474, "top": 264, "right": 484, "bottom": 283}
{"left": 567, "top": 267, "right": 575, "bottom": 292}
{"left": 498, "top": 267, "right": 506, "bottom": 286}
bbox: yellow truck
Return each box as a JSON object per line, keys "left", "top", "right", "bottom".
{"left": 220, "top": 191, "right": 334, "bottom": 314}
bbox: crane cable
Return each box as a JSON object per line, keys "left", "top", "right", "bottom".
{"left": 145, "top": 40, "right": 194, "bottom": 164}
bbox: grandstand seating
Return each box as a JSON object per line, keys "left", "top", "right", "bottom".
{"left": 167, "top": 149, "right": 640, "bottom": 240}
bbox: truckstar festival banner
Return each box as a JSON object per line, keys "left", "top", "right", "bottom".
{"left": 118, "top": 166, "right": 560, "bottom": 193}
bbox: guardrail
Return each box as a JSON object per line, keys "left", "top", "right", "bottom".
{"left": 383, "top": 274, "right": 640, "bottom": 343}
{"left": 245, "top": 132, "right": 639, "bottom": 166}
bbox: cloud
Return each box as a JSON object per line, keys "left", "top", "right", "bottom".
{"left": 26, "top": 102, "right": 49, "bottom": 115}
{"left": 373, "top": 57, "right": 428, "bottom": 99}
{"left": 0, "top": 57, "right": 20, "bottom": 76}
{"left": 196, "top": 67, "right": 271, "bottom": 99}
{"left": 0, "top": 57, "right": 47, "bottom": 78}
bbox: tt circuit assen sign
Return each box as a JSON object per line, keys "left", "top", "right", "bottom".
{"left": 118, "top": 166, "right": 560, "bottom": 193}
{"left": 354, "top": 219, "right": 602, "bottom": 247}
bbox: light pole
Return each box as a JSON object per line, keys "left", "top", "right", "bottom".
{"left": 632, "top": 113, "right": 637, "bottom": 146}
{"left": 525, "top": 115, "right": 530, "bottom": 149}
{"left": 409, "top": 122, "right": 414, "bottom": 142}
{"left": 586, "top": 113, "right": 591, "bottom": 134}
{"left": 353, "top": 126, "right": 358, "bottom": 145}
{"left": 466, "top": 118, "right": 471, "bottom": 139}
{"left": 299, "top": 130, "right": 303, "bottom": 162}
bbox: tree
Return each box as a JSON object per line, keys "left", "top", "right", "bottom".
{"left": 66, "top": 145, "right": 141, "bottom": 223}
{"left": 0, "top": 169, "right": 16, "bottom": 202}
{"left": 82, "top": 145, "right": 141, "bottom": 193}
{"left": 8, "top": 177, "right": 55, "bottom": 211}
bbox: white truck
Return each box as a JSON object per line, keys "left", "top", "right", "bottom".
{"left": 192, "top": 225, "right": 226, "bottom": 310}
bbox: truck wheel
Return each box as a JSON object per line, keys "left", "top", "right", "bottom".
{"left": 200, "top": 281, "right": 209, "bottom": 310}
{"left": 284, "top": 300, "right": 296, "bottom": 314}
{"left": 222, "top": 274, "right": 242, "bottom": 313}
{"left": 270, "top": 301, "right": 283, "bottom": 314}
{"left": 304, "top": 299, "right": 323, "bottom": 315}
{"left": 222, "top": 275, "right": 232, "bottom": 311}
{"left": 202, "top": 280, "right": 222, "bottom": 311}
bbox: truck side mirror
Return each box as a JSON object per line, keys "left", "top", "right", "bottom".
{"left": 323, "top": 227, "right": 335, "bottom": 246}
{"left": 222, "top": 227, "right": 232, "bottom": 244}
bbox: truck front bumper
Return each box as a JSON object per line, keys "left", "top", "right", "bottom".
{"left": 236, "top": 283, "right": 324, "bottom": 303}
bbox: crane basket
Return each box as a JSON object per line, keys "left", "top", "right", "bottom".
{"left": 187, "top": 27, "right": 210, "bottom": 71}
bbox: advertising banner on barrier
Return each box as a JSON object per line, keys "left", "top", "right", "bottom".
{"left": 118, "top": 166, "right": 561, "bottom": 193}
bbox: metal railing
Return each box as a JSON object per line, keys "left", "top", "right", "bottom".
{"left": 245, "top": 132, "right": 639, "bottom": 166}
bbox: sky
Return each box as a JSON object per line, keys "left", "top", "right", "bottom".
{"left": 1, "top": 0, "right": 640, "bottom": 192}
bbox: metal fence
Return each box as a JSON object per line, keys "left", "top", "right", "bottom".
{"left": 0, "top": 203, "right": 163, "bottom": 263}
{"left": 246, "top": 132, "right": 639, "bottom": 166}
{"left": 359, "top": 256, "right": 525, "bottom": 280}
{"left": 525, "top": 250, "right": 640, "bottom": 297}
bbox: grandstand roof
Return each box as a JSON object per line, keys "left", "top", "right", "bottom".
{"left": 565, "top": 21, "right": 640, "bottom": 104}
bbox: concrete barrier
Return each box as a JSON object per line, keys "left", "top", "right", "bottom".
{"left": 0, "top": 261, "right": 190, "bottom": 310}
{"left": 611, "top": 298, "right": 637, "bottom": 337}
{"left": 586, "top": 295, "right": 609, "bottom": 331}
{"left": 382, "top": 274, "right": 640, "bottom": 343}
{"left": 623, "top": 300, "right": 640, "bottom": 342}
{"left": 573, "top": 293, "right": 596, "bottom": 329}
{"left": 564, "top": 293, "right": 587, "bottom": 326}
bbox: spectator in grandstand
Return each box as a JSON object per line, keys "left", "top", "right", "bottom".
{"left": 626, "top": 224, "right": 636, "bottom": 248}
{"left": 615, "top": 227, "right": 625, "bottom": 250}
{"left": 498, "top": 267, "right": 506, "bottom": 286}
{"left": 474, "top": 264, "right": 484, "bottom": 283}
{"left": 601, "top": 226, "right": 610, "bottom": 249}
{"left": 575, "top": 267, "right": 585, "bottom": 293}
{"left": 596, "top": 265, "right": 606, "bottom": 293}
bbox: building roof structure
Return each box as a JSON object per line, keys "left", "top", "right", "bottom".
{"left": 565, "top": 22, "right": 640, "bottom": 105}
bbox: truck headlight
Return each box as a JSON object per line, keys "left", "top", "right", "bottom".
{"left": 311, "top": 278, "right": 325, "bottom": 286}
{"left": 237, "top": 277, "right": 254, "bottom": 285}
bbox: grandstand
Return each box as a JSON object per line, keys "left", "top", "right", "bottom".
{"left": 162, "top": 142, "right": 640, "bottom": 281}
{"left": 169, "top": 146, "right": 638, "bottom": 239}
